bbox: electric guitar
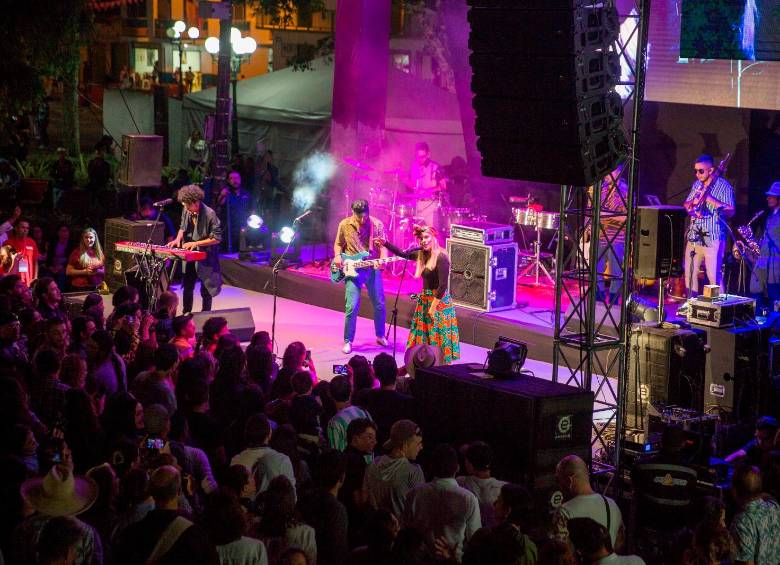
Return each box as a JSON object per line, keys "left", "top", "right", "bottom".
{"left": 330, "top": 252, "right": 406, "bottom": 283}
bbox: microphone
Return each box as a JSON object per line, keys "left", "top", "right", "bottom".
{"left": 153, "top": 198, "right": 173, "bottom": 208}
{"left": 293, "top": 209, "right": 313, "bottom": 224}
{"left": 403, "top": 245, "right": 423, "bottom": 254}
{"left": 748, "top": 210, "right": 765, "bottom": 226}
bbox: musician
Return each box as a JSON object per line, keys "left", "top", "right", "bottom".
{"left": 406, "top": 142, "right": 446, "bottom": 195}
{"left": 376, "top": 224, "right": 460, "bottom": 364}
{"left": 167, "top": 184, "right": 223, "bottom": 314}
{"left": 750, "top": 182, "right": 780, "bottom": 306}
{"left": 681, "top": 154, "right": 735, "bottom": 301}
{"left": 333, "top": 199, "right": 388, "bottom": 355}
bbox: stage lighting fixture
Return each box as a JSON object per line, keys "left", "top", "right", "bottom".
{"left": 247, "top": 214, "right": 264, "bottom": 229}
{"left": 279, "top": 226, "right": 296, "bottom": 245}
{"left": 627, "top": 294, "right": 659, "bottom": 323}
{"left": 486, "top": 336, "right": 528, "bottom": 379}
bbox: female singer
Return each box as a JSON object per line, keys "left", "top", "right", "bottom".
{"left": 376, "top": 224, "right": 460, "bottom": 363}
{"left": 66, "top": 227, "right": 105, "bottom": 290}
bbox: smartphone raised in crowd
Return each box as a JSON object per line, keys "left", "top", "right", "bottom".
{"left": 333, "top": 364, "right": 348, "bottom": 375}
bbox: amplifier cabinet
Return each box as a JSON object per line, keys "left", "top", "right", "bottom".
{"left": 104, "top": 218, "right": 165, "bottom": 293}
{"left": 446, "top": 239, "right": 517, "bottom": 312}
{"left": 117, "top": 134, "right": 163, "bottom": 187}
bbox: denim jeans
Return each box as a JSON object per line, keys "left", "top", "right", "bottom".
{"left": 344, "top": 267, "right": 385, "bottom": 342}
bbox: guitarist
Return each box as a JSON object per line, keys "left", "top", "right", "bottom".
{"left": 679, "top": 154, "right": 735, "bottom": 314}
{"left": 333, "top": 199, "right": 388, "bottom": 354}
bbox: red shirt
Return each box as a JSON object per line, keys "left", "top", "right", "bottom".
{"left": 5, "top": 235, "right": 38, "bottom": 286}
{"left": 67, "top": 248, "right": 105, "bottom": 288}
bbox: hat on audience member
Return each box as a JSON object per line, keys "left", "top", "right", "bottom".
{"left": 21, "top": 464, "right": 98, "bottom": 517}
{"left": 383, "top": 419, "right": 421, "bottom": 451}
{"left": 404, "top": 343, "right": 443, "bottom": 379}
{"left": 766, "top": 182, "right": 780, "bottom": 198}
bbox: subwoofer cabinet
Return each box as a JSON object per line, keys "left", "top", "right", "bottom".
{"left": 446, "top": 239, "right": 517, "bottom": 312}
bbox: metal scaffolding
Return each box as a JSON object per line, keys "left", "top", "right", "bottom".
{"left": 552, "top": 0, "right": 651, "bottom": 474}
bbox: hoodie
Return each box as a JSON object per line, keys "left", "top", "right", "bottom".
{"left": 363, "top": 454, "right": 425, "bottom": 518}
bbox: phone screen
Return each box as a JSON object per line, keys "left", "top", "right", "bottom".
{"left": 306, "top": 350, "right": 311, "bottom": 361}
{"left": 146, "top": 438, "right": 165, "bottom": 450}
{"left": 333, "top": 364, "right": 348, "bottom": 375}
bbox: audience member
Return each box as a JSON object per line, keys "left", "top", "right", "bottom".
{"left": 354, "top": 352, "right": 417, "bottom": 450}
{"left": 568, "top": 517, "right": 644, "bottom": 564}
{"left": 115, "top": 465, "right": 219, "bottom": 563}
{"left": 341, "top": 418, "right": 377, "bottom": 546}
{"left": 255, "top": 475, "right": 317, "bottom": 564}
{"left": 364, "top": 419, "right": 425, "bottom": 518}
{"left": 552, "top": 455, "right": 625, "bottom": 552}
{"left": 403, "top": 443, "right": 480, "bottom": 560}
{"left": 170, "top": 314, "right": 196, "bottom": 359}
{"left": 35, "top": 276, "right": 65, "bottom": 320}
{"left": 5, "top": 218, "right": 38, "bottom": 285}
{"left": 68, "top": 315, "right": 96, "bottom": 359}
{"left": 153, "top": 291, "right": 178, "bottom": 343}
{"left": 232, "top": 413, "right": 296, "bottom": 495}
{"left": 457, "top": 441, "right": 506, "bottom": 529}
{"left": 38, "top": 316, "right": 70, "bottom": 358}
{"left": 298, "top": 449, "right": 349, "bottom": 565}
{"left": 81, "top": 293, "right": 105, "bottom": 330}
{"left": 66, "top": 228, "right": 105, "bottom": 291}
{"left": 327, "top": 373, "right": 372, "bottom": 451}
{"left": 36, "top": 515, "right": 85, "bottom": 565}
{"left": 730, "top": 463, "right": 780, "bottom": 564}
{"left": 131, "top": 342, "right": 178, "bottom": 413}
{"left": 726, "top": 416, "right": 779, "bottom": 467}
{"left": 202, "top": 487, "right": 269, "bottom": 565}
{"left": 87, "top": 329, "right": 127, "bottom": 396}
{"left": 45, "top": 223, "right": 74, "bottom": 289}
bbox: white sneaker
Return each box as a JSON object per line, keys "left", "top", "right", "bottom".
{"left": 376, "top": 336, "right": 388, "bottom": 347}
{"left": 342, "top": 341, "right": 352, "bottom": 354}
{"left": 676, "top": 301, "right": 690, "bottom": 317}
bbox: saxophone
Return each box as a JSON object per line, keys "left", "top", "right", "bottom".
{"left": 732, "top": 210, "right": 763, "bottom": 261}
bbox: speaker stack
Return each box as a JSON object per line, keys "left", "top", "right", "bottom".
{"left": 467, "top": 0, "right": 626, "bottom": 185}
{"left": 634, "top": 205, "right": 688, "bottom": 279}
{"left": 104, "top": 218, "right": 165, "bottom": 293}
{"left": 117, "top": 135, "right": 164, "bottom": 188}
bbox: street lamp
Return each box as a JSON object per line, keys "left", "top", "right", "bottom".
{"left": 204, "top": 27, "right": 257, "bottom": 157}
{"left": 166, "top": 20, "right": 200, "bottom": 99}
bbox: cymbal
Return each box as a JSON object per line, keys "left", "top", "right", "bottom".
{"left": 382, "top": 168, "right": 406, "bottom": 176}
{"left": 508, "top": 195, "right": 531, "bottom": 204}
{"left": 343, "top": 157, "right": 374, "bottom": 171}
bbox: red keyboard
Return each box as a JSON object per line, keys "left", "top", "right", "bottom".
{"left": 114, "top": 241, "right": 206, "bottom": 262}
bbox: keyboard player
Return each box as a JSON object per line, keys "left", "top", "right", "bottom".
{"left": 166, "top": 184, "right": 223, "bottom": 313}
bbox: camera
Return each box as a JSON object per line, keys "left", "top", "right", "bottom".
{"left": 333, "top": 364, "right": 348, "bottom": 375}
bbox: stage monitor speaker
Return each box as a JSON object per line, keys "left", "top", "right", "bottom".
{"left": 634, "top": 205, "right": 688, "bottom": 279}
{"left": 62, "top": 291, "right": 95, "bottom": 319}
{"left": 104, "top": 218, "right": 165, "bottom": 293}
{"left": 700, "top": 325, "right": 761, "bottom": 419}
{"left": 191, "top": 308, "right": 256, "bottom": 343}
{"left": 446, "top": 239, "right": 517, "bottom": 312}
{"left": 626, "top": 323, "right": 706, "bottom": 431}
{"left": 467, "top": 0, "right": 626, "bottom": 186}
{"left": 117, "top": 134, "right": 164, "bottom": 187}
{"left": 413, "top": 363, "right": 593, "bottom": 494}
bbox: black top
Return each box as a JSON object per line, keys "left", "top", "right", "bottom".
{"left": 353, "top": 388, "right": 418, "bottom": 452}
{"left": 383, "top": 241, "right": 449, "bottom": 298}
{"left": 298, "top": 488, "right": 349, "bottom": 565}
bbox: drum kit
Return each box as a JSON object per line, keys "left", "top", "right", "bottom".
{"left": 510, "top": 195, "right": 559, "bottom": 286}
{"left": 343, "top": 156, "right": 483, "bottom": 276}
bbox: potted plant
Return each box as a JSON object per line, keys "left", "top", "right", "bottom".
{"left": 14, "top": 157, "right": 51, "bottom": 204}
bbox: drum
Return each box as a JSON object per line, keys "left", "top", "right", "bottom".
{"left": 512, "top": 207, "right": 537, "bottom": 226}
{"left": 536, "top": 211, "right": 560, "bottom": 230}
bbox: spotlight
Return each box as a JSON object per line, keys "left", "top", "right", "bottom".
{"left": 279, "top": 226, "right": 296, "bottom": 245}
{"left": 486, "top": 336, "right": 528, "bottom": 379}
{"left": 247, "top": 214, "right": 264, "bottom": 229}
{"left": 627, "top": 294, "right": 658, "bottom": 323}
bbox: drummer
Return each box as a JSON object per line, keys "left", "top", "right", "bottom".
{"left": 406, "top": 141, "right": 447, "bottom": 197}
{"left": 589, "top": 162, "right": 628, "bottom": 303}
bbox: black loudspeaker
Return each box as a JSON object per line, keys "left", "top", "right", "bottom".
{"left": 626, "top": 324, "right": 706, "bottom": 430}
{"left": 104, "top": 218, "right": 165, "bottom": 293}
{"left": 117, "top": 134, "right": 164, "bottom": 187}
{"left": 467, "top": 0, "right": 626, "bottom": 186}
{"left": 191, "top": 308, "right": 256, "bottom": 342}
{"left": 413, "top": 364, "right": 593, "bottom": 491}
{"left": 447, "top": 240, "right": 517, "bottom": 312}
{"left": 701, "top": 326, "right": 761, "bottom": 419}
{"left": 62, "top": 291, "right": 95, "bottom": 318}
{"left": 634, "top": 205, "right": 688, "bottom": 279}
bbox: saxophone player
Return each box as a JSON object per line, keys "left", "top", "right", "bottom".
{"left": 749, "top": 182, "right": 780, "bottom": 307}
{"left": 678, "top": 155, "right": 735, "bottom": 315}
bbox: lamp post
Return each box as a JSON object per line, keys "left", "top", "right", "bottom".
{"left": 205, "top": 29, "right": 257, "bottom": 157}
{"left": 166, "top": 20, "right": 200, "bottom": 99}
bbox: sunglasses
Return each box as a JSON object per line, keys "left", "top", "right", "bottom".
{"left": 694, "top": 168, "right": 708, "bottom": 174}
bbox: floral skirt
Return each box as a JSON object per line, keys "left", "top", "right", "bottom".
{"left": 407, "top": 290, "right": 460, "bottom": 364}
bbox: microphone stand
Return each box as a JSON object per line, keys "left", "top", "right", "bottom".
{"left": 138, "top": 205, "right": 166, "bottom": 312}
{"left": 264, "top": 216, "right": 304, "bottom": 352}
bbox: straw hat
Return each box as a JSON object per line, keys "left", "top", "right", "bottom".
{"left": 404, "top": 343, "right": 444, "bottom": 379}
{"left": 21, "top": 464, "right": 98, "bottom": 517}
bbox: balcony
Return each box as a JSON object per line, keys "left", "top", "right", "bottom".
{"left": 254, "top": 10, "right": 334, "bottom": 33}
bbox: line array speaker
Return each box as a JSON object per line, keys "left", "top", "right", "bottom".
{"left": 467, "top": 0, "right": 626, "bottom": 186}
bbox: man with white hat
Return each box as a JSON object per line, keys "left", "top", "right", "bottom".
{"left": 12, "top": 464, "right": 102, "bottom": 565}
{"left": 749, "top": 181, "right": 780, "bottom": 307}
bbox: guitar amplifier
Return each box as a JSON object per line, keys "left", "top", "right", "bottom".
{"left": 449, "top": 222, "right": 514, "bottom": 245}
{"left": 104, "top": 218, "right": 165, "bottom": 293}
{"left": 446, "top": 239, "right": 517, "bottom": 312}
{"left": 687, "top": 295, "right": 756, "bottom": 328}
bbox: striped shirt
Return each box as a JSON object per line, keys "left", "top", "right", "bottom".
{"left": 685, "top": 176, "right": 735, "bottom": 242}
{"left": 327, "top": 405, "right": 372, "bottom": 451}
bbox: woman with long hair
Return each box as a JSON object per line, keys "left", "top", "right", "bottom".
{"left": 66, "top": 227, "right": 105, "bottom": 290}
{"left": 377, "top": 224, "right": 460, "bottom": 363}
